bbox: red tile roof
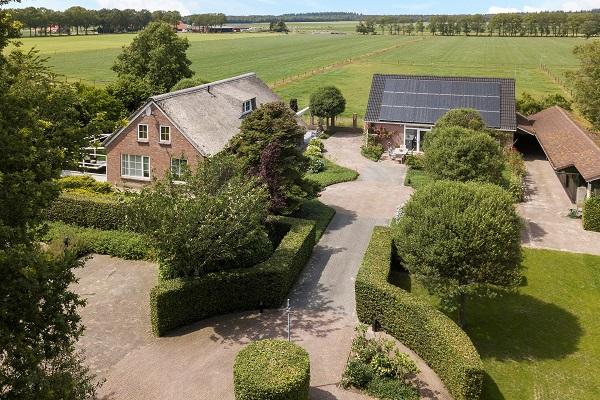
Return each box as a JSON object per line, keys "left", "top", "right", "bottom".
{"left": 518, "top": 106, "right": 600, "bottom": 182}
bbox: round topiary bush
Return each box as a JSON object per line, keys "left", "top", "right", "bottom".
{"left": 234, "top": 340, "right": 310, "bottom": 400}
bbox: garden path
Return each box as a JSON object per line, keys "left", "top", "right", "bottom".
{"left": 78, "top": 132, "right": 450, "bottom": 400}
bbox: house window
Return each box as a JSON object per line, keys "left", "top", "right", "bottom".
{"left": 160, "top": 126, "right": 171, "bottom": 143}
{"left": 242, "top": 99, "right": 254, "bottom": 114}
{"left": 404, "top": 126, "right": 431, "bottom": 152}
{"left": 170, "top": 158, "right": 188, "bottom": 180}
{"left": 138, "top": 124, "right": 149, "bottom": 141}
{"left": 121, "top": 154, "right": 150, "bottom": 179}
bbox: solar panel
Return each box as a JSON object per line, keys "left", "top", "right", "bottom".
{"left": 380, "top": 78, "right": 502, "bottom": 128}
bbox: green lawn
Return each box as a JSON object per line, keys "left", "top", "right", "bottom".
{"left": 403, "top": 167, "right": 433, "bottom": 190}
{"left": 7, "top": 32, "right": 581, "bottom": 121}
{"left": 305, "top": 158, "right": 359, "bottom": 189}
{"left": 398, "top": 248, "right": 600, "bottom": 400}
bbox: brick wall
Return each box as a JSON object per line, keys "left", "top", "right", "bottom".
{"left": 371, "top": 122, "right": 405, "bottom": 150}
{"left": 106, "top": 104, "right": 203, "bottom": 187}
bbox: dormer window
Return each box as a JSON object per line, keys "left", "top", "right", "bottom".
{"left": 137, "top": 124, "right": 149, "bottom": 142}
{"left": 242, "top": 98, "right": 256, "bottom": 115}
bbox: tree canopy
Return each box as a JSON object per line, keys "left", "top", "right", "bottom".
{"left": 434, "top": 108, "right": 487, "bottom": 131}
{"left": 129, "top": 155, "right": 273, "bottom": 279}
{"left": 424, "top": 125, "right": 504, "bottom": 185}
{"left": 228, "top": 102, "right": 313, "bottom": 214}
{"left": 0, "top": 7, "right": 97, "bottom": 395}
{"left": 569, "top": 40, "right": 600, "bottom": 128}
{"left": 516, "top": 92, "right": 572, "bottom": 116}
{"left": 309, "top": 86, "right": 346, "bottom": 127}
{"left": 393, "top": 180, "right": 523, "bottom": 326}
{"left": 112, "top": 21, "right": 193, "bottom": 93}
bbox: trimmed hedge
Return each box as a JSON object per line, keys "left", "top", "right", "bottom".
{"left": 355, "top": 227, "right": 484, "bottom": 400}
{"left": 43, "top": 222, "right": 155, "bottom": 261}
{"left": 44, "top": 191, "right": 129, "bottom": 231}
{"left": 150, "top": 217, "right": 316, "bottom": 336}
{"left": 583, "top": 197, "right": 600, "bottom": 232}
{"left": 234, "top": 340, "right": 310, "bottom": 400}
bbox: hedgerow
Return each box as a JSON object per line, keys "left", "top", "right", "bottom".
{"left": 44, "top": 191, "right": 129, "bottom": 231}
{"left": 150, "top": 217, "right": 316, "bottom": 336}
{"left": 355, "top": 227, "right": 484, "bottom": 400}
{"left": 234, "top": 340, "right": 310, "bottom": 400}
{"left": 43, "top": 222, "right": 154, "bottom": 261}
{"left": 583, "top": 197, "right": 600, "bottom": 232}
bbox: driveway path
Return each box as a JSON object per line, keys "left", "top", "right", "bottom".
{"left": 519, "top": 156, "right": 600, "bottom": 256}
{"left": 78, "top": 132, "right": 450, "bottom": 400}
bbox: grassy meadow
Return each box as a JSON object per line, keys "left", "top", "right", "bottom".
{"left": 8, "top": 28, "right": 583, "bottom": 124}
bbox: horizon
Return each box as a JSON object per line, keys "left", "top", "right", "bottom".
{"left": 8, "top": 0, "right": 600, "bottom": 17}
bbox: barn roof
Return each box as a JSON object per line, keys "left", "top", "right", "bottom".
{"left": 365, "top": 74, "right": 516, "bottom": 131}
{"left": 518, "top": 106, "right": 600, "bottom": 182}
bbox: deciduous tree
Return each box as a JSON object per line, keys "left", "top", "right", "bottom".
{"left": 393, "top": 181, "right": 523, "bottom": 327}
{"left": 309, "top": 86, "right": 346, "bottom": 128}
{"left": 569, "top": 40, "right": 600, "bottom": 128}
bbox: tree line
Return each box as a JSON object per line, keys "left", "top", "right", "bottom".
{"left": 357, "top": 11, "right": 600, "bottom": 38}
{"left": 8, "top": 6, "right": 182, "bottom": 36}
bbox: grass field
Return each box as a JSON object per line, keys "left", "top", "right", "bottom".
{"left": 8, "top": 25, "right": 583, "bottom": 123}
{"left": 398, "top": 248, "right": 600, "bottom": 400}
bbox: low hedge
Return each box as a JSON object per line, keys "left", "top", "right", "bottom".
{"left": 583, "top": 197, "right": 600, "bottom": 232}
{"left": 43, "top": 222, "right": 155, "bottom": 261}
{"left": 44, "top": 191, "right": 130, "bottom": 231}
{"left": 150, "top": 217, "right": 316, "bottom": 336}
{"left": 355, "top": 227, "right": 484, "bottom": 400}
{"left": 234, "top": 340, "right": 310, "bottom": 400}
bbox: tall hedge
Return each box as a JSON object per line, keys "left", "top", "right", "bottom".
{"left": 234, "top": 340, "right": 310, "bottom": 400}
{"left": 583, "top": 197, "right": 600, "bottom": 232}
{"left": 150, "top": 217, "right": 316, "bottom": 336}
{"left": 44, "top": 192, "right": 129, "bottom": 231}
{"left": 355, "top": 227, "right": 483, "bottom": 400}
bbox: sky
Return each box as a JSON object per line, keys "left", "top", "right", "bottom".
{"left": 8, "top": 0, "right": 600, "bottom": 16}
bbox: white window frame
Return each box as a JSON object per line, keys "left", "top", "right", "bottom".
{"left": 137, "top": 124, "right": 149, "bottom": 142}
{"left": 121, "top": 154, "right": 150, "bottom": 180}
{"left": 403, "top": 125, "right": 432, "bottom": 152}
{"left": 242, "top": 100, "right": 253, "bottom": 115}
{"left": 159, "top": 125, "right": 171, "bottom": 144}
{"left": 170, "top": 158, "right": 188, "bottom": 181}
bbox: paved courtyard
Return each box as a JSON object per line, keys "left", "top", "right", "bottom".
{"left": 519, "top": 155, "right": 600, "bottom": 256}
{"left": 76, "top": 132, "right": 451, "bottom": 400}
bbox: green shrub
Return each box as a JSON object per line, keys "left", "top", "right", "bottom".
{"left": 150, "top": 217, "right": 316, "bottom": 336}
{"left": 361, "top": 134, "right": 385, "bottom": 161}
{"left": 424, "top": 126, "right": 504, "bottom": 184}
{"left": 304, "top": 144, "right": 323, "bottom": 158}
{"left": 355, "top": 227, "right": 484, "bottom": 400}
{"left": 583, "top": 197, "right": 600, "bottom": 232}
{"left": 234, "top": 340, "right": 310, "bottom": 400}
{"left": 306, "top": 156, "right": 325, "bottom": 173}
{"left": 293, "top": 199, "right": 336, "bottom": 241}
{"left": 308, "top": 138, "right": 325, "bottom": 151}
{"left": 343, "top": 359, "right": 375, "bottom": 389}
{"left": 404, "top": 154, "right": 424, "bottom": 170}
{"left": 435, "top": 109, "right": 487, "bottom": 131}
{"left": 44, "top": 191, "right": 130, "bottom": 231}
{"left": 58, "top": 175, "right": 114, "bottom": 194}
{"left": 503, "top": 149, "right": 526, "bottom": 202}
{"left": 365, "top": 376, "right": 419, "bottom": 400}
{"left": 43, "top": 222, "right": 154, "bottom": 261}
{"left": 129, "top": 155, "right": 273, "bottom": 279}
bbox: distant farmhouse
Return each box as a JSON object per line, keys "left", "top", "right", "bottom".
{"left": 364, "top": 74, "right": 516, "bottom": 152}
{"left": 103, "top": 73, "right": 281, "bottom": 187}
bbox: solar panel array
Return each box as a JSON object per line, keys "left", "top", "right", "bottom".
{"left": 379, "top": 78, "right": 502, "bottom": 128}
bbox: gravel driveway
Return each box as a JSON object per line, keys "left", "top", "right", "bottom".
{"left": 76, "top": 131, "right": 451, "bottom": 400}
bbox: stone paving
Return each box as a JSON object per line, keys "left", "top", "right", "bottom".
{"left": 519, "top": 155, "right": 600, "bottom": 256}
{"left": 76, "top": 131, "right": 452, "bottom": 400}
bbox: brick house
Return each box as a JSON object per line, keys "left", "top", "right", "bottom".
{"left": 104, "top": 73, "right": 281, "bottom": 187}
{"left": 364, "top": 74, "right": 516, "bottom": 152}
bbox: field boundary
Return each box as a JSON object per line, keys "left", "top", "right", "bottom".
{"left": 270, "top": 36, "right": 428, "bottom": 89}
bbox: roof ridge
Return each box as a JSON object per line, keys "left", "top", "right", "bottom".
{"left": 151, "top": 72, "right": 257, "bottom": 101}
{"left": 374, "top": 73, "right": 514, "bottom": 82}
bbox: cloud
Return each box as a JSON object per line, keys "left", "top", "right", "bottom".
{"left": 561, "top": 0, "right": 600, "bottom": 10}
{"left": 96, "top": 0, "right": 192, "bottom": 14}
